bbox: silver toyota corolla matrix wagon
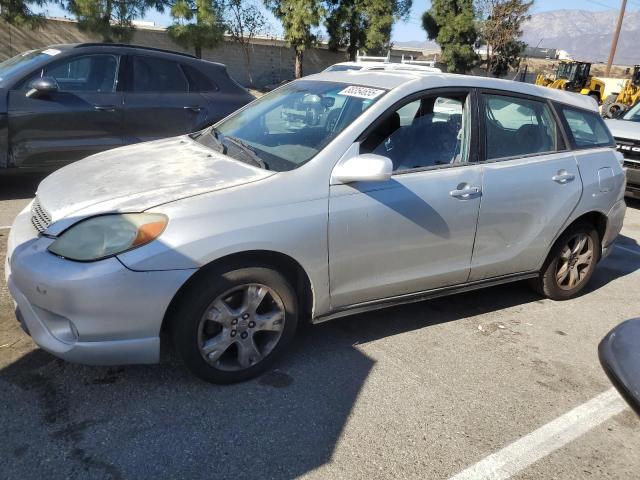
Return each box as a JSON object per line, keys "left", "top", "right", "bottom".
{"left": 6, "top": 70, "right": 626, "bottom": 383}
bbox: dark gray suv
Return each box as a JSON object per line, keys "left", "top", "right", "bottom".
{"left": 0, "top": 43, "right": 254, "bottom": 170}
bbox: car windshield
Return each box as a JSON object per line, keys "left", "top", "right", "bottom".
{"left": 204, "top": 80, "right": 386, "bottom": 171}
{"left": 0, "top": 48, "right": 59, "bottom": 86}
{"left": 622, "top": 102, "right": 640, "bottom": 122}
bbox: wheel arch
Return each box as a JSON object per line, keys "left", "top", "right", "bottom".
{"left": 161, "top": 249, "right": 315, "bottom": 335}
{"left": 542, "top": 210, "right": 608, "bottom": 268}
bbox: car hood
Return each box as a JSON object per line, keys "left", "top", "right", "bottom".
{"left": 605, "top": 119, "right": 640, "bottom": 139}
{"left": 36, "top": 136, "right": 274, "bottom": 230}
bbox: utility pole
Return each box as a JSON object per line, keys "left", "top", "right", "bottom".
{"left": 606, "top": 0, "right": 627, "bottom": 76}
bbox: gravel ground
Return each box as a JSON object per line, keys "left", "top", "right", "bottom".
{"left": 1, "top": 173, "right": 639, "bottom": 480}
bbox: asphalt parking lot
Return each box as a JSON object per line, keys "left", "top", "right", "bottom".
{"left": 1, "top": 173, "right": 640, "bottom": 480}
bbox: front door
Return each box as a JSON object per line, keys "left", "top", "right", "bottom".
{"left": 328, "top": 89, "right": 482, "bottom": 308}
{"left": 123, "top": 55, "right": 206, "bottom": 144}
{"left": 469, "top": 92, "right": 582, "bottom": 281}
{"left": 8, "top": 53, "right": 123, "bottom": 168}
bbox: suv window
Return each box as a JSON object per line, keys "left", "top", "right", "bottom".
{"left": 559, "top": 106, "right": 615, "bottom": 148}
{"left": 361, "top": 93, "right": 471, "bottom": 172}
{"left": 182, "top": 64, "right": 218, "bottom": 92}
{"left": 132, "top": 56, "right": 188, "bottom": 93}
{"left": 483, "top": 94, "right": 560, "bottom": 160}
{"left": 40, "top": 54, "right": 119, "bottom": 92}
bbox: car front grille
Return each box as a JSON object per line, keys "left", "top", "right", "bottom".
{"left": 615, "top": 137, "right": 640, "bottom": 162}
{"left": 31, "top": 196, "right": 52, "bottom": 233}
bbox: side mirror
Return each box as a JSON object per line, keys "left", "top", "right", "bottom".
{"left": 332, "top": 153, "right": 393, "bottom": 184}
{"left": 26, "top": 77, "right": 59, "bottom": 98}
{"left": 599, "top": 318, "right": 640, "bottom": 416}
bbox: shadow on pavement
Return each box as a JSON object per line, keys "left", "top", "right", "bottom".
{"left": 0, "top": 280, "right": 545, "bottom": 480}
{"left": 0, "top": 228, "right": 639, "bottom": 478}
{"left": 585, "top": 234, "right": 640, "bottom": 293}
{"left": 626, "top": 197, "right": 640, "bottom": 210}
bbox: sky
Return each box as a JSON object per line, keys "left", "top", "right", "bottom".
{"left": 36, "top": 0, "right": 640, "bottom": 43}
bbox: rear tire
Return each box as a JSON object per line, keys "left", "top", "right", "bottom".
{"left": 170, "top": 265, "right": 298, "bottom": 384}
{"left": 530, "top": 223, "right": 600, "bottom": 300}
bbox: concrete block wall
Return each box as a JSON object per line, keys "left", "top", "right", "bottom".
{"left": 2, "top": 18, "right": 429, "bottom": 88}
{"left": 1, "top": 18, "right": 426, "bottom": 88}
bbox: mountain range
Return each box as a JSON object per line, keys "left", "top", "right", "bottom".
{"left": 395, "top": 9, "right": 640, "bottom": 65}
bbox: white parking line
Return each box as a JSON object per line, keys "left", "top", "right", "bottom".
{"left": 448, "top": 388, "right": 627, "bottom": 480}
{"left": 615, "top": 244, "right": 640, "bottom": 257}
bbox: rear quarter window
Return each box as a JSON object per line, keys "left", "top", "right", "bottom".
{"left": 182, "top": 64, "right": 218, "bottom": 92}
{"left": 558, "top": 105, "right": 615, "bottom": 149}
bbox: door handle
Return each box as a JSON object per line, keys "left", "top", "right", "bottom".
{"left": 94, "top": 105, "right": 116, "bottom": 112}
{"left": 450, "top": 186, "right": 481, "bottom": 199}
{"left": 184, "top": 106, "right": 203, "bottom": 112}
{"left": 552, "top": 171, "right": 575, "bottom": 184}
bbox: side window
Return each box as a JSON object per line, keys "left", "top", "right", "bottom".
{"left": 559, "top": 105, "right": 615, "bottom": 149}
{"left": 181, "top": 64, "right": 218, "bottom": 92}
{"left": 132, "top": 56, "right": 189, "bottom": 93}
{"left": 483, "top": 94, "right": 560, "bottom": 160}
{"left": 361, "top": 93, "right": 471, "bottom": 172}
{"left": 41, "top": 54, "right": 119, "bottom": 92}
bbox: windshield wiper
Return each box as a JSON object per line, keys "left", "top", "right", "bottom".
{"left": 222, "top": 135, "right": 268, "bottom": 170}
{"left": 192, "top": 127, "right": 224, "bottom": 153}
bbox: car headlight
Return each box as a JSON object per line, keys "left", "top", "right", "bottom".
{"left": 48, "top": 213, "right": 168, "bottom": 261}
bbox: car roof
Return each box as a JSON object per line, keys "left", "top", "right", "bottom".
{"left": 305, "top": 70, "right": 599, "bottom": 112}
{"left": 38, "top": 43, "right": 226, "bottom": 68}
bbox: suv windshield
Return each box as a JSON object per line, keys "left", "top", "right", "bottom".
{"left": 203, "top": 80, "right": 387, "bottom": 171}
{"left": 0, "top": 49, "right": 59, "bottom": 87}
{"left": 622, "top": 102, "right": 640, "bottom": 122}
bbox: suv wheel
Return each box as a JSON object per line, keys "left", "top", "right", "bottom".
{"left": 170, "top": 266, "right": 298, "bottom": 383}
{"left": 531, "top": 223, "right": 600, "bottom": 300}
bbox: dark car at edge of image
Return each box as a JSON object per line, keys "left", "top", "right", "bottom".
{"left": 0, "top": 43, "right": 255, "bottom": 171}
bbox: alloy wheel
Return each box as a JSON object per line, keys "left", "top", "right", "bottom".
{"left": 197, "top": 283, "right": 286, "bottom": 371}
{"left": 555, "top": 233, "right": 594, "bottom": 291}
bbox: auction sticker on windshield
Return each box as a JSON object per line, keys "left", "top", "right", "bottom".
{"left": 338, "top": 86, "right": 385, "bottom": 99}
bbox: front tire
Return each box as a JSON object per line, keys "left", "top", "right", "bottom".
{"left": 531, "top": 223, "right": 600, "bottom": 300}
{"left": 170, "top": 266, "right": 298, "bottom": 384}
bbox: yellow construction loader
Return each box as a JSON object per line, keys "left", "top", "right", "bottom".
{"left": 535, "top": 61, "right": 605, "bottom": 103}
{"left": 602, "top": 65, "right": 640, "bottom": 118}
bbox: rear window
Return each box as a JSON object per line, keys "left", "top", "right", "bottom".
{"left": 182, "top": 64, "right": 218, "bottom": 92}
{"left": 558, "top": 105, "right": 615, "bottom": 149}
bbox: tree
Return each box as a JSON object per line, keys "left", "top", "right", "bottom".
{"left": 1, "top": 0, "right": 45, "bottom": 28}
{"left": 264, "top": 0, "right": 324, "bottom": 79}
{"left": 224, "top": 0, "right": 267, "bottom": 86}
{"left": 325, "top": 0, "right": 412, "bottom": 61}
{"left": 422, "top": 0, "right": 478, "bottom": 74}
{"left": 67, "top": 0, "right": 165, "bottom": 42}
{"left": 476, "top": 0, "right": 532, "bottom": 77}
{"left": 168, "top": 0, "right": 225, "bottom": 58}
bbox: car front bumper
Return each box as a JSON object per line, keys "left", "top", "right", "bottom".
{"left": 623, "top": 159, "right": 640, "bottom": 199}
{"left": 5, "top": 205, "right": 195, "bottom": 365}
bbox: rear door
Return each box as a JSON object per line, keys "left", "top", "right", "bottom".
{"left": 8, "top": 53, "right": 123, "bottom": 168}
{"left": 122, "top": 55, "right": 207, "bottom": 143}
{"left": 469, "top": 91, "right": 582, "bottom": 281}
